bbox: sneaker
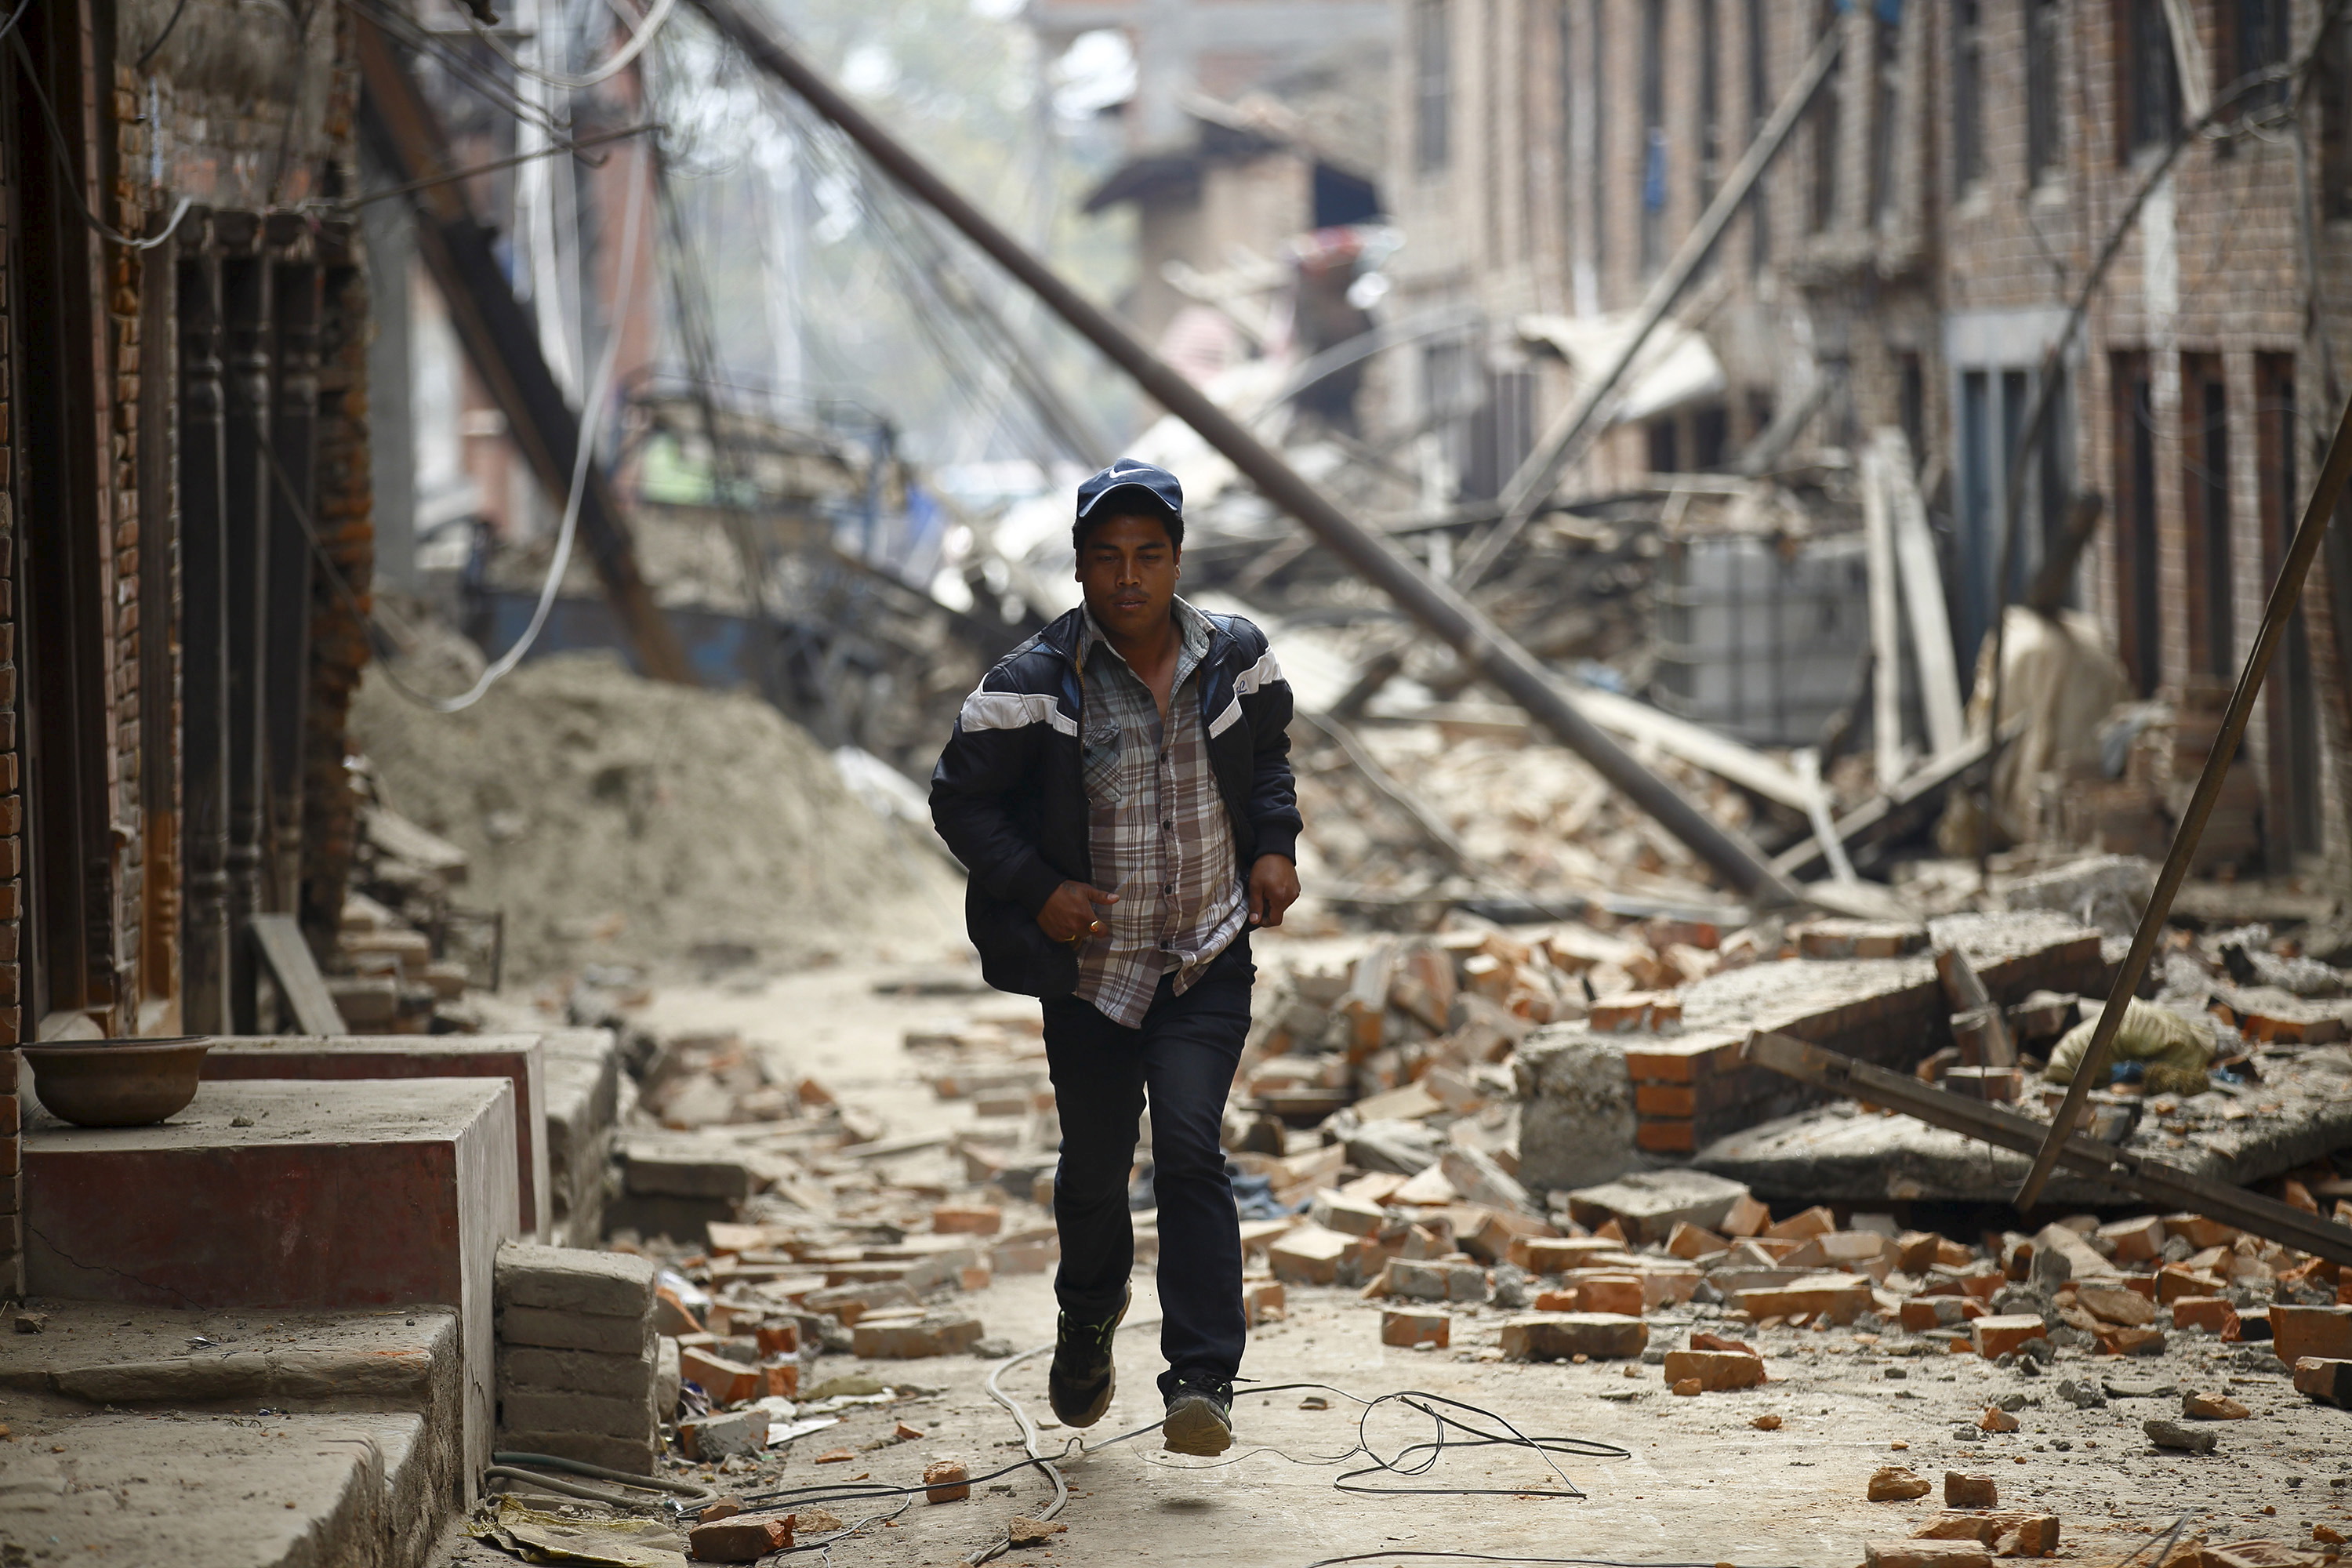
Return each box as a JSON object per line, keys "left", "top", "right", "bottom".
{"left": 1047, "top": 1289, "right": 1128, "bottom": 1428}
{"left": 1160, "top": 1373, "right": 1233, "bottom": 1456}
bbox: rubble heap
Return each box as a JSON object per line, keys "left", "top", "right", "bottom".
{"left": 350, "top": 652, "right": 955, "bottom": 979}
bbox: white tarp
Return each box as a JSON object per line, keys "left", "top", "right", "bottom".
{"left": 1515, "top": 311, "right": 1728, "bottom": 426}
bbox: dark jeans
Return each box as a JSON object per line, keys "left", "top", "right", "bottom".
{"left": 1040, "top": 934, "right": 1252, "bottom": 1399}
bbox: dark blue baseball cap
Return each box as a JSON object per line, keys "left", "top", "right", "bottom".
{"left": 1075, "top": 459, "right": 1184, "bottom": 526}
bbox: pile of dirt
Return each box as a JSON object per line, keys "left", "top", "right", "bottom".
{"left": 350, "top": 652, "right": 956, "bottom": 979}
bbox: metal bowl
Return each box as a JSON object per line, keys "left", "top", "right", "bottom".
{"left": 23, "top": 1036, "right": 213, "bottom": 1128}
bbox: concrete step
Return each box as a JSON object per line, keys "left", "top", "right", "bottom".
{"left": 205, "top": 1035, "right": 555, "bottom": 1240}
{"left": 0, "top": 1408, "right": 434, "bottom": 1568}
{"left": 0, "top": 1301, "right": 465, "bottom": 1566}
{"left": 23, "top": 1078, "right": 519, "bottom": 1490}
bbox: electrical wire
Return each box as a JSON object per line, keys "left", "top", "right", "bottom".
{"left": 132, "top": 0, "right": 189, "bottom": 68}
{"left": 464, "top": 0, "right": 678, "bottom": 89}
{"left": 5, "top": 29, "right": 192, "bottom": 250}
{"left": 724, "top": 1331, "right": 1632, "bottom": 1568}
{"left": 399, "top": 134, "right": 651, "bottom": 713}
{"left": 341, "top": 119, "right": 658, "bottom": 209}
{"left": 0, "top": 0, "right": 41, "bottom": 53}
{"left": 340, "top": 0, "right": 573, "bottom": 139}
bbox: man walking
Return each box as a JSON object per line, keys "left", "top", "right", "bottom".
{"left": 930, "top": 459, "right": 1300, "bottom": 1457}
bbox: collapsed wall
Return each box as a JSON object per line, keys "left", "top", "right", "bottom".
{"left": 350, "top": 652, "right": 957, "bottom": 979}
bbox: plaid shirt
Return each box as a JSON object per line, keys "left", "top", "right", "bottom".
{"left": 1072, "top": 598, "right": 1247, "bottom": 1027}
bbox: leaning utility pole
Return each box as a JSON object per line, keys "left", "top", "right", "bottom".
{"left": 688, "top": 0, "right": 1801, "bottom": 906}
{"left": 353, "top": 14, "right": 695, "bottom": 686}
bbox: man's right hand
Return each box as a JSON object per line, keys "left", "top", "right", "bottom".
{"left": 1037, "top": 880, "right": 1118, "bottom": 944}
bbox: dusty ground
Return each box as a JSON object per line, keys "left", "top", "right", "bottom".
{"left": 442, "top": 942, "right": 2352, "bottom": 1568}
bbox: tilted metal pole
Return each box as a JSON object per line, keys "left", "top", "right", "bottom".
{"left": 1747, "top": 1031, "right": 2352, "bottom": 1267}
{"left": 2014, "top": 382, "right": 2352, "bottom": 1209}
{"left": 690, "top": 0, "right": 1802, "bottom": 906}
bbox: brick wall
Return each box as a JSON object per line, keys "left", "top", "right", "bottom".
{"left": 0, "top": 144, "right": 19, "bottom": 1291}
{"left": 1380, "top": 0, "right": 2352, "bottom": 871}
{"left": 108, "top": 61, "right": 148, "bottom": 1029}
{"left": 299, "top": 225, "right": 375, "bottom": 954}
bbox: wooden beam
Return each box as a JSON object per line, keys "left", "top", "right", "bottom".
{"left": 1860, "top": 441, "right": 1907, "bottom": 791}
{"left": 1878, "top": 430, "right": 1967, "bottom": 757}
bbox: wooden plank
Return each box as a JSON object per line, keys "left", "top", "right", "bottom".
{"left": 1743, "top": 1029, "right": 2352, "bottom": 1267}
{"left": 1794, "top": 748, "right": 1858, "bottom": 886}
{"left": 247, "top": 913, "right": 348, "bottom": 1037}
{"left": 1566, "top": 686, "right": 1812, "bottom": 811}
{"left": 1878, "top": 430, "right": 1967, "bottom": 757}
{"left": 1860, "top": 442, "right": 1907, "bottom": 792}
{"left": 1769, "top": 719, "right": 2020, "bottom": 881}
{"left": 1935, "top": 944, "right": 2016, "bottom": 1069}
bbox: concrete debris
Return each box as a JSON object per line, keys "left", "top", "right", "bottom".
{"left": 2144, "top": 1418, "right": 2220, "bottom": 1454}
{"left": 1005, "top": 1515, "right": 1068, "bottom": 1546}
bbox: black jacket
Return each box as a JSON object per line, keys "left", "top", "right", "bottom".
{"left": 929, "top": 604, "right": 1301, "bottom": 998}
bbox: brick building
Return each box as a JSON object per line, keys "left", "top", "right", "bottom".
{"left": 1378, "top": 0, "right": 2352, "bottom": 874}
{"left": 0, "top": 0, "right": 380, "bottom": 1282}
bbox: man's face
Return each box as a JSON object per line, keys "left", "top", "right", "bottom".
{"left": 1076, "top": 513, "right": 1180, "bottom": 642}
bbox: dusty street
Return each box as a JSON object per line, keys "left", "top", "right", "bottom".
{"left": 422, "top": 945, "right": 2352, "bottom": 1568}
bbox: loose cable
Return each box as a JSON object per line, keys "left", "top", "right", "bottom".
{"left": 464, "top": 0, "right": 678, "bottom": 90}
{"left": 5, "top": 30, "right": 192, "bottom": 251}
{"left": 390, "top": 133, "right": 650, "bottom": 713}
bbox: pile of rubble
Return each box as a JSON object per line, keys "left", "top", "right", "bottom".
{"left": 350, "top": 652, "right": 956, "bottom": 982}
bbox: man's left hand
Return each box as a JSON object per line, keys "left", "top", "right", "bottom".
{"left": 1247, "top": 854, "right": 1300, "bottom": 928}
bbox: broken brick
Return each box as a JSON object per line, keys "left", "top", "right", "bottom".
{"left": 1269, "top": 1225, "right": 1352, "bottom": 1286}
{"left": 1763, "top": 1205, "right": 1835, "bottom": 1243}
{"left": 2273, "top": 1305, "right": 2352, "bottom": 1370}
{"left": 2074, "top": 1285, "right": 2155, "bottom": 1327}
{"left": 1864, "top": 1543, "right": 1992, "bottom": 1568}
{"left": 1309, "top": 1188, "right": 1389, "bottom": 1238}
{"left": 754, "top": 1321, "right": 800, "bottom": 1357}
{"left": 688, "top": 1515, "right": 793, "bottom": 1563}
{"left": 1665, "top": 1221, "right": 1727, "bottom": 1260}
{"left": 1868, "top": 1466, "right": 1933, "bottom": 1501}
{"left": 1671, "top": 1377, "right": 1702, "bottom": 1396}
{"left": 2293, "top": 1356, "right": 2352, "bottom": 1407}
{"left": 760, "top": 1360, "right": 799, "bottom": 1399}
{"left": 1572, "top": 1274, "right": 1646, "bottom": 1316}
{"left": 1514, "top": 1236, "right": 1635, "bottom": 1273}
{"left": 1498, "top": 1312, "right": 1648, "bottom": 1362}
{"left": 1244, "top": 1280, "right": 1287, "bottom": 1326}
{"left": 2097, "top": 1215, "right": 2167, "bottom": 1264}
{"left": 1914, "top": 1513, "right": 2059, "bottom": 1555}
{"left": 1382, "top": 1308, "right": 1450, "bottom": 1349}
{"left": 2171, "top": 1297, "right": 2234, "bottom": 1334}
{"left": 680, "top": 1346, "right": 761, "bottom": 1406}
{"left": 923, "top": 1461, "right": 970, "bottom": 1504}
{"left": 853, "top": 1316, "right": 984, "bottom": 1359}
{"left": 1895, "top": 1231, "right": 1944, "bottom": 1275}
{"left": 1007, "top": 1517, "right": 1068, "bottom": 1548}
{"left": 2182, "top": 1391, "right": 2250, "bottom": 1420}
{"left": 1976, "top": 1406, "right": 2019, "bottom": 1432}
{"left": 931, "top": 1205, "right": 1003, "bottom": 1236}
{"left": 1733, "top": 1274, "right": 1875, "bottom": 1325}
{"left": 2160, "top": 1265, "right": 2228, "bottom": 1304}
{"left": 1661, "top": 1348, "right": 1764, "bottom": 1391}
{"left": 1943, "top": 1472, "right": 1997, "bottom": 1509}
{"left": 1969, "top": 1316, "right": 2051, "bottom": 1359}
